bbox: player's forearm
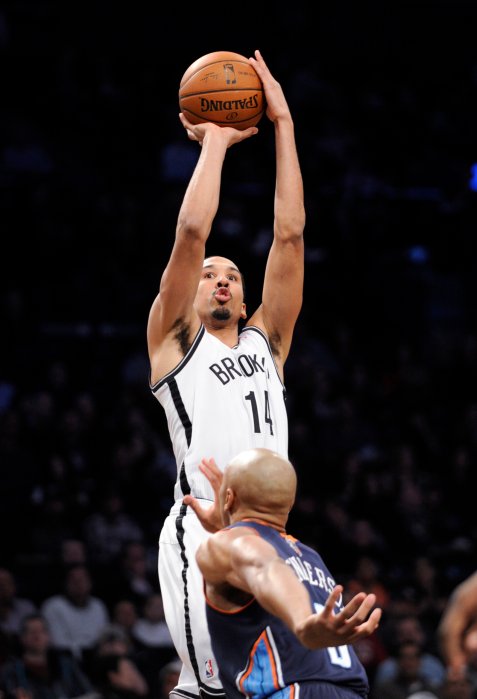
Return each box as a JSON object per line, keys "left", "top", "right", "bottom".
{"left": 273, "top": 119, "right": 306, "bottom": 241}
{"left": 176, "top": 132, "right": 228, "bottom": 242}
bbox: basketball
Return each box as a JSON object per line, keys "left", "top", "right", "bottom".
{"left": 179, "top": 51, "right": 265, "bottom": 130}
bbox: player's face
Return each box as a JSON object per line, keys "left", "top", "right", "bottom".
{"left": 194, "top": 257, "right": 246, "bottom": 325}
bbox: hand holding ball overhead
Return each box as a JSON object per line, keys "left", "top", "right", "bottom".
{"left": 179, "top": 50, "right": 265, "bottom": 130}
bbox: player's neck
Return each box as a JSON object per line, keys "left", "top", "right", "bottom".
{"left": 204, "top": 323, "right": 239, "bottom": 347}
{"left": 239, "top": 516, "right": 286, "bottom": 533}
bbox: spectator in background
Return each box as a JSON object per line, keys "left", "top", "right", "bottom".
{"left": 37, "top": 537, "right": 90, "bottom": 604}
{"left": 374, "top": 615, "right": 446, "bottom": 689}
{"left": 87, "top": 624, "right": 149, "bottom": 699}
{"left": 410, "top": 557, "right": 447, "bottom": 636}
{"left": 41, "top": 564, "right": 109, "bottom": 663}
{"left": 111, "top": 599, "right": 140, "bottom": 649}
{"left": 132, "top": 593, "right": 173, "bottom": 652}
{"left": 346, "top": 555, "right": 391, "bottom": 610}
{"left": 61, "top": 538, "right": 88, "bottom": 566}
{"left": 108, "top": 542, "right": 156, "bottom": 609}
{"left": 371, "top": 641, "right": 441, "bottom": 699}
{"left": 82, "top": 489, "right": 143, "bottom": 568}
{"left": 157, "top": 658, "right": 181, "bottom": 699}
{"left": 0, "top": 628, "right": 12, "bottom": 672}
{"left": 0, "top": 613, "right": 96, "bottom": 699}
{"left": 0, "top": 568, "right": 36, "bottom": 648}
{"left": 131, "top": 593, "right": 176, "bottom": 698}
{"left": 351, "top": 628, "right": 389, "bottom": 688}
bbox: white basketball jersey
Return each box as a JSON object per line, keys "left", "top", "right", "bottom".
{"left": 151, "top": 325, "right": 288, "bottom": 502}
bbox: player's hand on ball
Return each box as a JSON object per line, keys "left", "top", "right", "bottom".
{"left": 249, "top": 49, "right": 291, "bottom": 123}
{"left": 179, "top": 113, "right": 258, "bottom": 147}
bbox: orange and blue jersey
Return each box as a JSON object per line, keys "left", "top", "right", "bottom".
{"left": 204, "top": 521, "right": 370, "bottom": 699}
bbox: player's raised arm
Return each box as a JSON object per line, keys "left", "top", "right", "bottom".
{"left": 147, "top": 117, "right": 258, "bottom": 384}
{"left": 247, "top": 50, "right": 305, "bottom": 373}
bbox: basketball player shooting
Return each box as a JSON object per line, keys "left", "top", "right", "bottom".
{"left": 147, "top": 49, "right": 305, "bottom": 699}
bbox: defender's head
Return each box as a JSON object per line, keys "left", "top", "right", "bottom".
{"left": 220, "top": 448, "right": 297, "bottom": 528}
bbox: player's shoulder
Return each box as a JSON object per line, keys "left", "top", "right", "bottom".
{"left": 240, "top": 324, "right": 269, "bottom": 343}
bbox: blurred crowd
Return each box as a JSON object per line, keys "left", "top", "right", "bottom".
{"left": 2, "top": 2, "right": 477, "bottom": 698}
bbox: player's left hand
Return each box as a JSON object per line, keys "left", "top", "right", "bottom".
{"left": 248, "top": 49, "right": 291, "bottom": 123}
{"left": 295, "top": 585, "right": 382, "bottom": 650}
{"left": 183, "top": 457, "right": 224, "bottom": 532}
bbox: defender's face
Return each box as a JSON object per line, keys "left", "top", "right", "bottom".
{"left": 194, "top": 257, "right": 246, "bottom": 325}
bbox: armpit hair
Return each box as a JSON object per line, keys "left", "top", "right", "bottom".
{"left": 172, "top": 318, "right": 192, "bottom": 356}
{"left": 268, "top": 331, "right": 281, "bottom": 358}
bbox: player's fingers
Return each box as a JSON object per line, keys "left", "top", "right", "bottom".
{"left": 204, "top": 457, "right": 221, "bottom": 474}
{"left": 251, "top": 50, "right": 270, "bottom": 77}
{"left": 179, "top": 113, "right": 193, "bottom": 130}
{"left": 183, "top": 495, "right": 207, "bottom": 519}
{"left": 254, "top": 49, "right": 264, "bottom": 65}
{"left": 338, "top": 592, "right": 368, "bottom": 621}
{"left": 321, "top": 585, "right": 343, "bottom": 618}
{"left": 183, "top": 494, "right": 205, "bottom": 519}
{"left": 348, "top": 593, "right": 378, "bottom": 624}
{"left": 340, "top": 599, "right": 378, "bottom": 632}
{"left": 241, "top": 127, "right": 259, "bottom": 139}
{"left": 200, "top": 459, "right": 222, "bottom": 488}
{"left": 200, "top": 458, "right": 218, "bottom": 475}
{"left": 349, "top": 608, "right": 382, "bottom": 640}
{"left": 367, "top": 607, "right": 382, "bottom": 629}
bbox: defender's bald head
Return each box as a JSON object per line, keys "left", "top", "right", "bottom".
{"left": 223, "top": 448, "right": 297, "bottom": 524}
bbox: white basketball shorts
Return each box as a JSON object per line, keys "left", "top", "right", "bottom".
{"left": 158, "top": 500, "right": 226, "bottom": 699}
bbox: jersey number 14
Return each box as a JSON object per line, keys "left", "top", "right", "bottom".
{"left": 245, "top": 390, "right": 274, "bottom": 435}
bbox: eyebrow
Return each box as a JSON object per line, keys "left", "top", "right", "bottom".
{"left": 203, "top": 265, "right": 240, "bottom": 274}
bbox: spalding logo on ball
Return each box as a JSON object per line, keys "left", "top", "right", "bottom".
{"left": 179, "top": 51, "right": 265, "bottom": 130}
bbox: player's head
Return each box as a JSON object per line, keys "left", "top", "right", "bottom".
{"left": 220, "top": 448, "right": 297, "bottom": 527}
{"left": 194, "top": 256, "right": 247, "bottom": 327}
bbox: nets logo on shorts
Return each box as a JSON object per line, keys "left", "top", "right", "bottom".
{"left": 204, "top": 659, "right": 215, "bottom": 679}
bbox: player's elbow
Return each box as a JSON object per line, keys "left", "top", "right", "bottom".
{"left": 177, "top": 214, "right": 211, "bottom": 244}
{"left": 275, "top": 214, "right": 306, "bottom": 243}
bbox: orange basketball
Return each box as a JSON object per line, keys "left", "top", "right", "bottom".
{"left": 179, "top": 51, "right": 265, "bottom": 130}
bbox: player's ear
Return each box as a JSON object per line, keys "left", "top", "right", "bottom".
{"left": 224, "top": 488, "right": 235, "bottom": 511}
{"left": 240, "top": 303, "right": 247, "bottom": 320}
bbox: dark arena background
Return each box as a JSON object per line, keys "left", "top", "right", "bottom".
{"left": 1, "top": 1, "right": 477, "bottom": 696}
